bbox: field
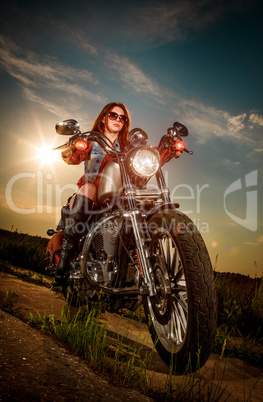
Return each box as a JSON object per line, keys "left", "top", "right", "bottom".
{"left": 0, "top": 228, "right": 262, "bottom": 366}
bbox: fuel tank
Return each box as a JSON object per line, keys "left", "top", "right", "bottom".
{"left": 97, "top": 160, "right": 123, "bottom": 206}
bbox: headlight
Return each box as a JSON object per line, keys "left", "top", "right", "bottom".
{"left": 130, "top": 147, "right": 160, "bottom": 178}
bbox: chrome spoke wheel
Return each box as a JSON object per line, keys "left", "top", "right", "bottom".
{"left": 148, "top": 228, "right": 188, "bottom": 352}
{"left": 144, "top": 211, "right": 217, "bottom": 373}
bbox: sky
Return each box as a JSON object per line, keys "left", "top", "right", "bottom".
{"left": 0, "top": 0, "right": 262, "bottom": 277}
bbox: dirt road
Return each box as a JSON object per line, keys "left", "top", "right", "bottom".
{"left": 0, "top": 272, "right": 262, "bottom": 401}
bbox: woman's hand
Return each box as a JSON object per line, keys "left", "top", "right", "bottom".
{"left": 174, "top": 150, "right": 183, "bottom": 158}
{"left": 62, "top": 148, "right": 74, "bottom": 159}
{"left": 61, "top": 145, "right": 77, "bottom": 164}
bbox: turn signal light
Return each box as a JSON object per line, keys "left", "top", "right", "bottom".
{"left": 175, "top": 139, "right": 185, "bottom": 151}
{"left": 75, "top": 138, "right": 88, "bottom": 151}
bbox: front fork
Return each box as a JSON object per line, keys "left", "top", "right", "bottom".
{"left": 126, "top": 209, "right": 157, "bottom": 297}
{"left": 119, "top": 157, "right": 171, "bottom": 298}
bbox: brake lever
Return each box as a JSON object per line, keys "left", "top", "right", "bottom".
{"left": 52, "top": 133, "right": 88, "bottom": 151}
{"left": 52, "top": 142, "right": 71, "bottom": 151}
{"left": 184, "top": 148, "right": 193, "bottom": 155}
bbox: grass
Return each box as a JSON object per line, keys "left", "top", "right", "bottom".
{"left": 24, "top": 303, "right": 230, "bottom": 400}
{"left": 159, "top": 359, "right": 228, "bottom": 402}
{"left": 3, "top": 261, "right": 262, "bottom": 367}
{"left": 0, "top": 228, "right": 262, "bottom": 398}
{"left": 1, "top": 227, "right": 263, "bottom": 367}
{"left": 0, "top": 261, "right": 50, "bottom": 287}
{"left": 214, "top": 271, "right": 263, "bottom": 338}
{"left": 213, "top": 269, "right": 263, "bottom": 367}
{"left": 0, "top": 228, "right": 48, "bottom": 274}
{"left": 23, "top": 303, "right": 260, "bottom": 401}
{"left": 0, "top": 288, "right": 232, "bottom": 400}
{"left": 2, "top": 290, "right": 22, "bottom": 317}
{"left": 213, "top": 328, "right": 263, "bottom": 366}
{"left": 1, "top": 286, "right": 261, "bottom": 400}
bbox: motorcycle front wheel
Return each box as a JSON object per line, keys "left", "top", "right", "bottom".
{"left": 144, "top": 210, "right": 217, "bottom": 373}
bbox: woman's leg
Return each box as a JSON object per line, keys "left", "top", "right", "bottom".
{"left": 55, "top": 182, "right": 97, "bottom": 284}
{"left": 69, "top": 182, "right": 97, "bottom": 210}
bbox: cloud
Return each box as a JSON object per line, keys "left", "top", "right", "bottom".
{"left": 243, "top": 242, "right": 260, "bottom": 246}
{"left": 0, "top": 30, "right": 261, "bottom": 149}
{"left": 0, "top": 35, "right": 106, "bottom": 113}
{"left": 174, "top": 98, "right": 240, "bottom": 143}
{"left": 218, "top": 158, "right": 240, "bottom": 167}
{"left": 173, "top": 97, "right": 263, "bottom": 147}
{"left": 227, "top": 113, "right": 246, "bottom": 133}
{"left": 249, "top": 113, "right": 263, "bottom": 127}
{"left": 48, "top": 22, "right": 99, "bottom": 56}
{"left": 0, "top": 33, "right": 166, "bottom": 116}
{"left": 22, "top": 88, "right": 70, "bottom": 118}
{"left": 122, "top": 0, "right": 246, "bottom": 48}
{"left": 0, "top": 36, "right": 96, "bottom": 84}
{"left": 105, "top": 51, "right": 165, "bottom": 103}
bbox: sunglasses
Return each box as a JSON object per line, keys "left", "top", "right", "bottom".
{"left": 108, "top": 112, "right": 127, "bottom": 124}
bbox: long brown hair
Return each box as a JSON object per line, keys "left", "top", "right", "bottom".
{"left": 91, "top": 102, "right": 131, "bottom": 151}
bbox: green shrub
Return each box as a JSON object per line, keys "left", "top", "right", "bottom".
{"left": 215, "top": 272, "right": 263, "bottom": 338}
{"left": 0, "top": 229, "right": 48, "bottom": 273}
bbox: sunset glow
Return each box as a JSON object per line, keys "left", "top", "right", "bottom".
{"left": 36, "top": 145, "right": 58, "bottom": 166}
{"left": 0, "top": 0, "right": 262, "bottom": 277}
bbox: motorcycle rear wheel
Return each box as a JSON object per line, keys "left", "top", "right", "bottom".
{"left": 144, "top": 210, "right": 217, "bottom": 373}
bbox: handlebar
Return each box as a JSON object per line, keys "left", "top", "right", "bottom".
{"left": 53, "top": 131, "right": 118, "bottom": 158}
{"left": 53, "top": 126, "right": 193, "bottom": 158}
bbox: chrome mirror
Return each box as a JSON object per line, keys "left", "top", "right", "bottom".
{"left": 129, "top": 128, "right": 148, "bottom": 146}
{"left": 55, "top": 119, "right": 80, "bottom": 135}
{"left": 173, "top": 122, "right": 188, "bottom": 137}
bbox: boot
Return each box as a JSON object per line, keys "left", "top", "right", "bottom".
{"left": 55, "top": 195, "right": 94, "bottom": 285}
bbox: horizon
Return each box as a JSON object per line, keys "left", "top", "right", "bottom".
{"left": 0, "top": 226, "right": 261, "bottom": 279}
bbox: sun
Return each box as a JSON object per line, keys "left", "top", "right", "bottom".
{"left": 36, "top": 144, "right": 59, "bottom": 166}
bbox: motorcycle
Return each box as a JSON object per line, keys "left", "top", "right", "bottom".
{"left": 45, "top": 119, "right": 217, "bottom": 373}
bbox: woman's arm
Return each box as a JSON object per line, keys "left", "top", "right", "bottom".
{"left": 61, "top": 142, "right": 92, "bottom": 165}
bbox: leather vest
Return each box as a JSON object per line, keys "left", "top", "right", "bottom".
{"left": 84, "top": 139, "right": 120, "bottom": 183}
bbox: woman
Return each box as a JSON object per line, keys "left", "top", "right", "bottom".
{"left": 55, "top": 102, "right": 131, "bottom": 284}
